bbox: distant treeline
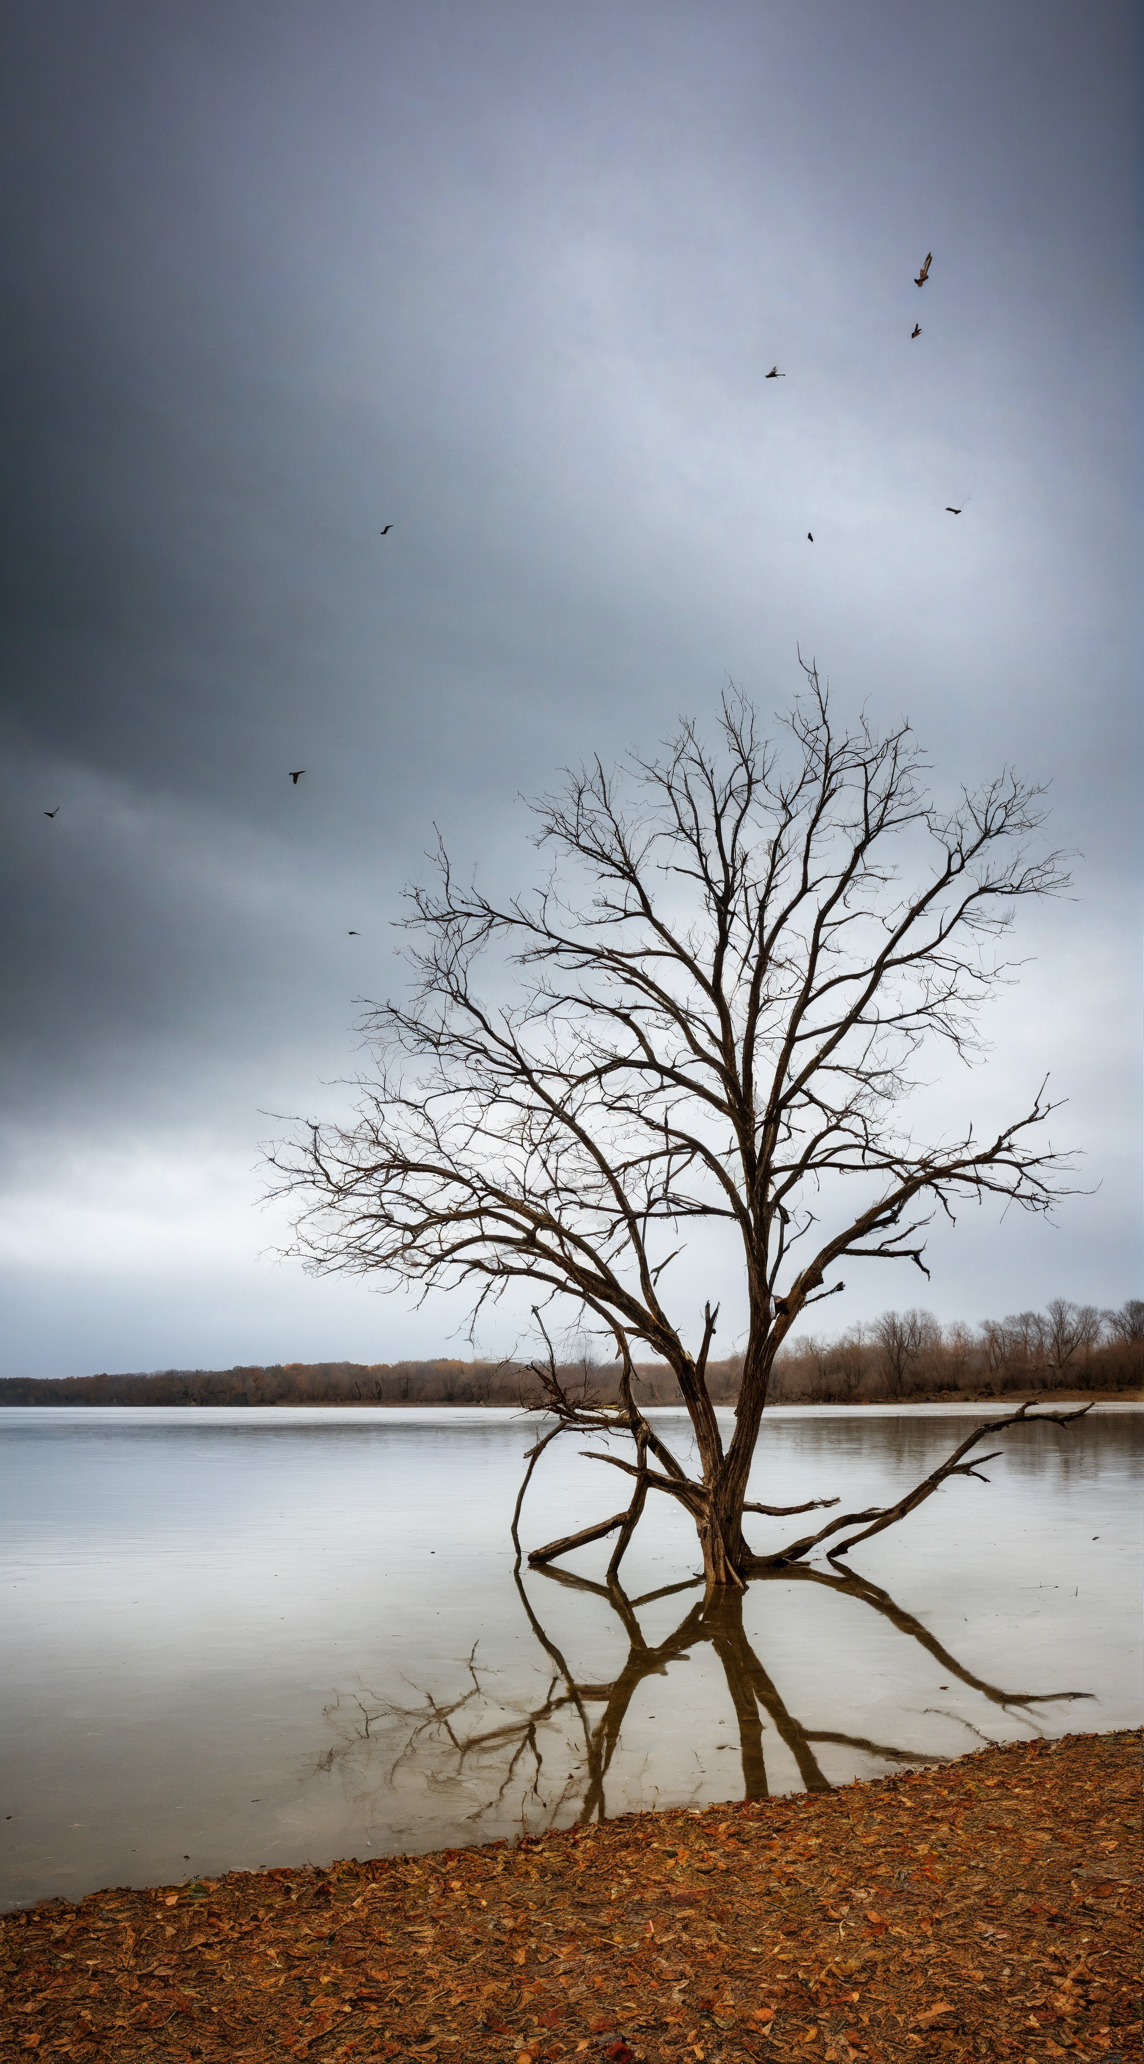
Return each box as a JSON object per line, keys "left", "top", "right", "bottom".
{"left": 768, "top": 1298, "right": 1143, "bottom": 1403}
{"left": 2, "top": 1299, "right": 1139, "bottom": 1407}
{"left": 0, "top": 1356, "right": 740, "bottom": 1410}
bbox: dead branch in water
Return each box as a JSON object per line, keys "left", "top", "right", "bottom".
{"left": 746, "top": 1398, "right": 1094, "bottom": 1571}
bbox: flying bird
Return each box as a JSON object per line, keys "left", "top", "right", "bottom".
{"left": 914, "top": 252, "right": 932, "bottom": 286}
{"left": 43, "top": 806, "right": 60, "bottom": 818}
{"left": 807, "top": 532, "right": 814, "bottom": 542}
{"left": 348, "top": 930, "right": 360, "bottom": 936}
{"left": 945, "top": 507, "right": 962, "bottom": 515}
{"left": 379, "top": 525, "right": 393, "bottom": 535}
{"left": 911, "top": 323, "right": 922, "bottom": 338}
{"left": 288, "top": 769, "right": 305, "bottom": 783}
{"left": 765, "top": 366, "right": 785, "bottom": 378}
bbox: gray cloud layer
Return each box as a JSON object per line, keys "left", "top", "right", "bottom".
{"left": 1, "top": 1, "right": 1138, "bottom": 1375}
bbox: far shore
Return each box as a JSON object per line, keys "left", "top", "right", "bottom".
{"left": 5, "top": 1388, "right": 1140, "bottom": 1408}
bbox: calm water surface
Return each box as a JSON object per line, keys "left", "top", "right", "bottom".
{"left": 1, "top": 1403, "right": 1140, "bottom": 1910}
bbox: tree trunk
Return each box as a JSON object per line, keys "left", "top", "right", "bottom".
{"left": 696, "top": 1500, "right": 747, "bottom": 1594}
{"left": 695, "top": 1331, "right": 773, "bottom": 1590}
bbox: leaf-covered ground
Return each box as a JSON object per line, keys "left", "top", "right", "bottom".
{"left": 3, "top": 1730, "right": 1138, "bottom": 2063}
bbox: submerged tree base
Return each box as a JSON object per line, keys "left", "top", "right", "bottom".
{"left": 4, "top": 1732, "right": 1139, "bottom": 2062}
{"left": 518, "top": 1379, "right": 1095, "bottom": 1596}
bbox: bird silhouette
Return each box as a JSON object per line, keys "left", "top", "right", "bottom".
{"left": 44, "top": 807, "right": 60, "bottom": 818}
{"left": 807, "top": 532, "right": 814, "bottom": 542}
{"left": 379, "top": 525, "right": 393, "bottom": 535}
{"left": 911, "top": 323, "right": 922, "bottom": 338}
{"left": 288, "top": 770, "right": 305, "bottom": 783}
{"left": 348, "top": 930, "right": 360, "bottom": 936}
{"left": 914, "top": 252, "right": 933, "bottom": 286}
{"left": 765, "top": 366, "right": 785, "bottom": 378}
{"left": 945, "top": 507, "right": 962, "bottom": 515}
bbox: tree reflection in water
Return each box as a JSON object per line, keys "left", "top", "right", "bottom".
{"left": 316, "top": 1563, "right": 1092, "bottom": 1836}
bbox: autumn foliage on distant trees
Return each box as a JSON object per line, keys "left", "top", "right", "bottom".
{"left": 2, "top": 1298, "right": 1138, "bottom": 1407}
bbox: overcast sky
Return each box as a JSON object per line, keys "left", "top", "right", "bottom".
{"left": 1, "top": 0, "right": 1138, "bottom": 1379}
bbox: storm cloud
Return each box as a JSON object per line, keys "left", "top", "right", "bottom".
{"left": 1, "top": 0, "right": 1137, "bottom": 1376}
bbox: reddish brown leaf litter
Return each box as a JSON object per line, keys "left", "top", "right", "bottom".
{"left": 3, "top": 1730, "right": 1139, "bottom": 2064}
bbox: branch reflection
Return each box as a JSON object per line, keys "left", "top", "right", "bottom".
{"left": 316, "top": 1562, "right": 1092, "bottom": 1834}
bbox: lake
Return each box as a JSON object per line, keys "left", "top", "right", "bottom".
{"left": 1, "top": 1402, "right": 1140, "bottom": 1912}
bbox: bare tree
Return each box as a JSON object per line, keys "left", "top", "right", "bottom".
{"left": 1103, "top": 1298, "right": 1144, "bottom": 1345}
{"left": 830, "top": 1325, "right": 870, "bottom": 1402}
{"left": 942, "top": 1319, "right": 976, "bottom": 1391}
{"left": 1042, "top": 1297, "right": 1102, "bottom": 1379}
{"left": 271, "top": 670, "right": 1080, "bottom": 1591}
{"left": 468, "top": 1363, "right": 495, "bottom": 1405}
{"left": 786, "top": 1324, "right": 868, "bottom": 1402}
{"left": 873, "top": 1307, "right": 941, "bottom": 1396}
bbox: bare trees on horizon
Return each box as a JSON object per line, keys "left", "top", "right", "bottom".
{"left": 2, "top": 1298, "right": 1137, "bottom": 1408}
{"left": 771, "top": 1295, "right": 1143, "bottom": 1403}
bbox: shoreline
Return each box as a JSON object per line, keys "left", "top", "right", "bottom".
{"left": 3, "top": 1730, "right": 1139, "bottom": 2061}
{"left": 2, "top": 1390, "right": 1141, "bottom": 1410}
